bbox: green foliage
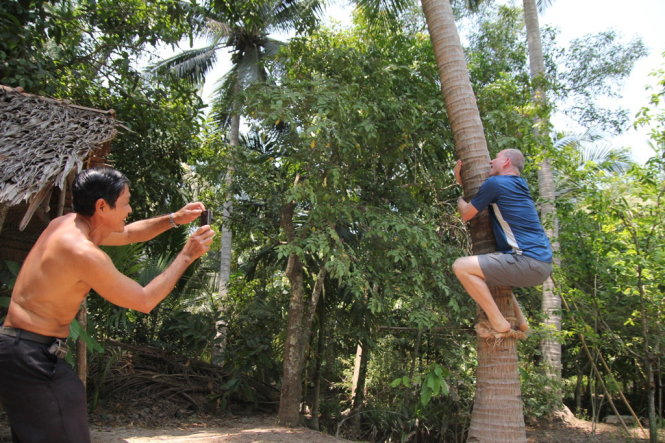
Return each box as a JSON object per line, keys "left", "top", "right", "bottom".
{"left": 550, "top": 30, "right": 647, "bottom": 134}
{"left": 389, "top": 363, "right": 450, "bottom": 407}
{"left": 1, "top": 1, "right": 206, "bottom": 240}
{"left": 466, "top": 5, "right": 549, "bottom": 161}
{"left": 0, "top": 0, "right": 193, "bottom": 94}
{"left": 555, "top": 60, "right": 665, "bottom": 422}
{"left": 519, "top": 360, "right": 564, "bottom": 418}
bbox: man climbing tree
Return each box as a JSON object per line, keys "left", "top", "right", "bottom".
{"left": 452, "top": 149, "right": 553, "bottom": 336}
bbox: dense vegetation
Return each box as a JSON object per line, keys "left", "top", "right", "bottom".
{"left": 1, "top": 0, "right": 663, "bottom": 441}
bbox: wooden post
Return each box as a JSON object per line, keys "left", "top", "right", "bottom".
{"left": 0, "top": 202, "right": 7, "bottom": 235}
{"left": 57, "top": 171, "right": 88, "bottom": 387}
{"left": 77, "top": 301, "right": 88, "bottom": 388}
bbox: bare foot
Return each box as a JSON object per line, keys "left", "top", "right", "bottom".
{"left": 516, "top": 319, "right": 530, "bottom": 332}
{"left": 488, "top": 316, "right": 511, "bottom": 334}
{"left": 512, "top": 296, "right": 530, "bottom": 332}
{"left": 475, "top": 321, "right": 527, "bottom": 340}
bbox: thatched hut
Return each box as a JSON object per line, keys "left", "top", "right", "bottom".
{"left": 0, "top": 85, "right": 118, "bottom": 263}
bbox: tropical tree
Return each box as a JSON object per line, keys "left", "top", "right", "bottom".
{"left": 417, "top": 0, "right": 527, "bottom": 440}
{"left": 151, "top": 0, "right": 321, "bottom": 359}
{"left": 521, "top": 0, "right": 647, "bottom": 390}
{"left": 520, "top": 0, "right": 564, "bottom": 386}
{"left": 558, "top": 62, "right": 665, "bottom": 443}
{"left": 231, "top": 17, "right": 463, "bottom": 427}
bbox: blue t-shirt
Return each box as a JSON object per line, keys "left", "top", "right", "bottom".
{"left": 470, "top": 175, "right": 552, "bottom": 263}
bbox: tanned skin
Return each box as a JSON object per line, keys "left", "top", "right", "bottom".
{"left": 4, "top": 185, "right": 215, "bottom": 338}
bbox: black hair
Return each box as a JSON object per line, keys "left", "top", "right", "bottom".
{"left": 72, "top": 167, "right": 130, "bottom": 216}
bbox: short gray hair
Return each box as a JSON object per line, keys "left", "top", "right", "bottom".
{"left": 503, "top": 149, "right": 525, "bottom": 173}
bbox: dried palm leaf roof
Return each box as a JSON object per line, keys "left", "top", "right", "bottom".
{"left": 0, "top": 85, "right": 118, "bottom": 223}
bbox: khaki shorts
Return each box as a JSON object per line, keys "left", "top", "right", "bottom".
{"left": 478, "top": 252, "right": 552, "bottom": 288}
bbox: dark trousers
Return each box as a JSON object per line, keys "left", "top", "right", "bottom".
{"left": 0, "top": 334, "right": 90, "bottom": 443}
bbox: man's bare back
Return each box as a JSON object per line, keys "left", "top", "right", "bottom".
{"left": 5, "top": 213, "right": 94, "bottom": 338}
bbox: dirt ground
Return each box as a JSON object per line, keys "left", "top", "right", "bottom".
{"left": 1, "top": 411, "right": 660, "bottom": 442}
{"left": 90, "top": 415, "right": 347, "bottom": 442}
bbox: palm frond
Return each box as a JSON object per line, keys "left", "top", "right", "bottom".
{"left": 136, "top": 254, "right": 172, "bottom": 286}
{"left": 210, "top": 68, "right": 240, "bottom": 129}
{"left": 536, "top": 0, "right": 555, "bottom": 13}
{"left": 147, "top": 45, "right": 222, "bottom": 85}
{"left": 203, "top": 17, "right": 235, "bottom": 40}
{"left": 354, "top": 0, "right": 412, "bottom": 31}
{"left": 553, "top": 128, "right": 604, "bottom": 150}
{"left": 580, "top": 144, "right": 631, "bottom": 174}
{"left": 553, "top": 129, "right": 633, "bottom": 198}
{"left": 271, "top": 0, "right": 323, "bottom": 32}
{"left": 237, "top": 45, "right": 266, "bottom": 87}
{"left": 263, "top": 38, "right": 286, "bottom": 59}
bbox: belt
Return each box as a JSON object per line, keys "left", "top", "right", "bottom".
{"left": 0, "top": 326, "right": 69, "bottom": 359}
{"left": 0, "top": 326, "right": 57, "bottom": 344}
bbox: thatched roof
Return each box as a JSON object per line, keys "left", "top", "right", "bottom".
{"left": 0, "top": 85, "right": 118, "bottom": 226}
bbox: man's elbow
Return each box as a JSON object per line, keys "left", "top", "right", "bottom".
{"left": 135, "top": 305, "right": 152, "bottom": 314}
{"left": 132, "top": 291, "right": 158, "bottom": 314}
{"left": 461, "top": 212, "right": 475, "bottom": 222}
{"left": 460, "top": 207, "right": 478, "bottom": 222}
{"left": 135, "top": 299, "right": 159, "bottom": 314}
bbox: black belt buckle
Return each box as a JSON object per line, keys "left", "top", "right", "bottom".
{"left": 48, "top": 339, "right": 69, "bottom": 359}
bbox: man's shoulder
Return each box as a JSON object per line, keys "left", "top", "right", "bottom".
{"left": 488, "top": 174, "right": 527, "bottom": 189}
{"left": 46, "top": 216, "right": 102, "bottom": 258}
{"left": 480, "top": 175, "right": 504, "bottom": 190}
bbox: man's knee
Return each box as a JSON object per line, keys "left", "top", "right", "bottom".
{"left": 453, "top": 256, "right": 475, "bottom": 278}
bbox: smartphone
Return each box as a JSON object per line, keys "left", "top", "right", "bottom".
{"left": 199, "top": 209, "right": 212, "bottom": 226}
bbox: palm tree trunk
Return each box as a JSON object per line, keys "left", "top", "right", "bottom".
{"left": 420, "top": 0, "right": 526, "bottom": 441}
{"left": 212, "top": 104, "right": 239, "bottom": 364}
{"left": 523, "top": 0, "right": 562, "bottom": 382}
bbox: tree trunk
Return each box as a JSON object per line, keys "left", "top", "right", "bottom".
{"left": 278, "top": 198, "right": 328, "bottom": 426}
{"left": 310, "top": 304, "right": 326, "bottom": 431}
{"left": 420, "top": 0, "right": 526, "bottom": 441}
{"left": 523, "top": 0, "right": 562, "bottom": 382}
{"left": 212, "top": 106, "right": 239, "bottom": 364}
{"left": 638, "top": 269, "right": 658, "bottom": 443}
{"left": 470, "top": 292, "right": 526, "bottom": 442}
{"left": 350, "top": 340, "right": 369, "bottom": 431}
{"left": 278, "top": 249, "right": 306, "bottom": 425}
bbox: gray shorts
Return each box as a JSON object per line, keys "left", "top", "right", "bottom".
{"left": 478, "top": 252, "right": 552, "bottom": 287}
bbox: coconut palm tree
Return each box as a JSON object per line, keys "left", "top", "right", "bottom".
{"left": 522, "top": 0, "right": 565, "bottom": 386}
{"left": 150, "top": 0, "right": 321, "bottom": 361}
{"left": 353, "top": 0, "right": 527, "bottom": 439}
{"left": 418, "top": 0, "right": 527, "bottom": 441}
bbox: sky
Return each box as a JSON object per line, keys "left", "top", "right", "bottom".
{"left": 537, "top": 0, "right": 665, "bottom": 164}
{"left": 323, "top": 0, "right": 665, "bottom": 164}
{"left": 194, "top": 0, "right": 664, "bottom": 164}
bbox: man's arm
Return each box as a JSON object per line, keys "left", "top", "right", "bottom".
{"left": 79, "top": 226, "right": 215, "bottom": 313}
{"left": 457, "top": 197, "right": 479, "bottom": 222}
{"left": 101, "top": 202, "right": 205, "bottom": 246}
{"left": 453, "top": 160, "right": 479, "bottom": 222}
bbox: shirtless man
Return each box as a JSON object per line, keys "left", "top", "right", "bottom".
{"left": 0, "top": 167, "right": 215, "bottom": 442}
{"left": 452, "top": 149, "right": 552, "bottom": 334}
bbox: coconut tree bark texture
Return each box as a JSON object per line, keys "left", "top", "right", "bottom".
{"left": 420, "top": 0, "right": 527, "bottom": 441}
{"left": 523, "top": 0, "right": 562, "bottom": 381}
